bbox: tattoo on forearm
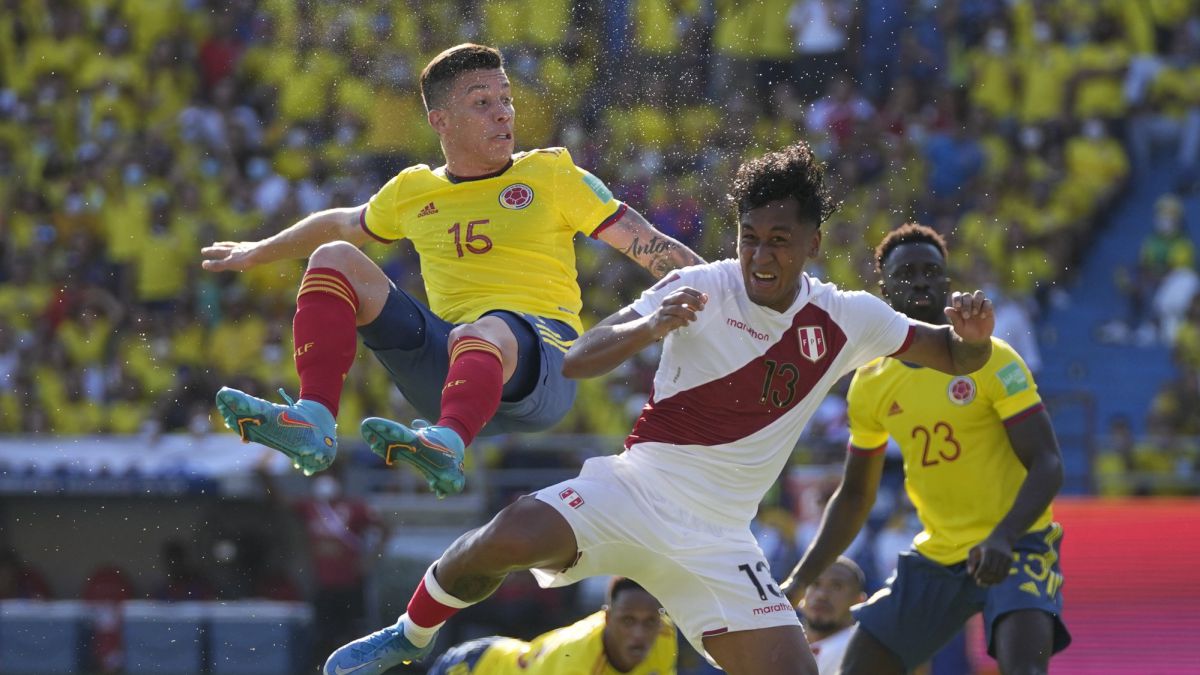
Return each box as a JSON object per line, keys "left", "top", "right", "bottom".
{"left": 447, "top": 573, "right": 505, "bottom": 603}
{"left": 623, "top": 236, "right": 673, "bottom": 259}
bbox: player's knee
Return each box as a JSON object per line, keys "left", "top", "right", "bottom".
{"left": 449, "top": 321, "right": 517, "bottom": 358}
{"left": 309, "top": 241, "right": 367, "bottom": 272}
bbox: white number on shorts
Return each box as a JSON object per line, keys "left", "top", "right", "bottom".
{"left": 738, "top": 562, "right": 782, "bottom": 601}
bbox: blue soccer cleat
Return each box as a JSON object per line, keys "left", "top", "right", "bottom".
{"left": 323, "top": 618, "right": 435, "bottom": 675}
{"left": 360, "top": 418, "right": 465, "bottom": 497}
{"left": 215, "top": 387, "right": 336, "bottom": 476}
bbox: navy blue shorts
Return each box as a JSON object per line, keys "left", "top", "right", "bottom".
{"left": 357, "top": 283, "right": 578, "bottom": 435}
{"left": 854, "top": 523, "right": 1072, "bottom": 670}
{"left": 426, "top": 636, "right": 504, "bottom": 675}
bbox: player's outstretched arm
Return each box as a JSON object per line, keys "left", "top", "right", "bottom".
{"left": 200, "top": 206, "right": 373, "bottom": 272}
{"left": 896, "top": 290, "right": 994, "bottom": 374}
{"left": 595, "top": 206, "right": 705, "bottom": 279}
{"left": 782, "top": 447, "right": 885, "bottom": 607}
{"left": 563, "top": 287, "right": 707, "bottom": 379}
{"left": 967, "top": 408, "right": 1064, "bottom": 586}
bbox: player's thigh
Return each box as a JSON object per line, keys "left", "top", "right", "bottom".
{"left": 703, "top": 624, "right": 817, "bottom": 675}
{"left": 982, "top": 523, "right": 1071, "bottom": 661}
{"left": 838, "top": 626, "right": 906, "bottom": 675}
{"left": 442, "top": 495, "right": 579, "bottom": 576}
{"left": 992, "top": 610, "right": 1054, "bottom": 675}
{"left": 852, "top": 551, "right": 982, "bottom": 671}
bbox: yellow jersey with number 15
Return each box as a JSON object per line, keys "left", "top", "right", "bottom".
{"left": 846, "top": 337, "right": 1052, "bottom": 565}
{"left": 360, "top": 147, "right": 625, "bottom": 335}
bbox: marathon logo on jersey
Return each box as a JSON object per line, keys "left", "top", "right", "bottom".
{"left": 797, "top": 326, "right": 827, "bottom": 362}
{"left": 499, "top": 183, "right": 534, "bottom": 210}
{"left": 751, "top": 601, "right": 793, "bottom": 616}
{"left": 727, "top": 318, "right": 769, "bottom": 341}
{"left": 559, "top": 487, "right": 584, "bottom": 509}
{"left": 947, "top": 375, "right": 977, "bottom": 405}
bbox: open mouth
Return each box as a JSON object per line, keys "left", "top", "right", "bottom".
{"left": 494, "top": 133, "right": 512, "bottom": 140}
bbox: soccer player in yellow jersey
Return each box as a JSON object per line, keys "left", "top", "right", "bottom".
{"left": 201, "top": 44, "right": 703, "bottom": 493}
{"left": 782, "top": 223, "right": 1071, "bottom": 675}
{"left": 426, "top": 577, "right": 676, "bottom": 675}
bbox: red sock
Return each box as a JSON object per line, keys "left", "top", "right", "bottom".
{"left": 406, "top": 571, "right": 470, "bottom": 628}
{"left": 293, "top": 267, "right": 359, "bottom": 417}
{"left": 436, "top": 337, "right": 503, "bottom": 446}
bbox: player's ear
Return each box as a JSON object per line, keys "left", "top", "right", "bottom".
{"left": 807, "top": 227, "right": 822, "bottom": 257}
{"left": 428, "top": 108, "right": 446, "bottom": 134}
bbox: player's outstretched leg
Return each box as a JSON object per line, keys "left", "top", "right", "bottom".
{"left": 361, "top": 417, "right": 465, "bottom": 497}
{"left": 364, "top": 319, "right": 516, "bottom": 496}
{"left": 215, "top": 387, "right": 336, "bottom": 475}
{"left": 324, "top": 497, "right": 577, "bottom": 674}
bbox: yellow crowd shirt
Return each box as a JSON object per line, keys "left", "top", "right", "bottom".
{"left": 847, "top": 338, "right": 1052, "bottom": 565}
{"left": 361, "top": 148, "right": 624, "bottom": 334}
{"left": 468, "top": 611, "right": 676, "bottom": 675}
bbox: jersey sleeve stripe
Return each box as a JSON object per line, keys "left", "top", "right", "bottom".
{"left": 887, "top": 324, "right": 916, "bottom": 356}
{"left": 1002, "top": 402, "right": 1045, "bottom": 427}
{"left": 588, "top": 202, "right": 627, "bottom": 239}
{"left": 848, "top": 441, "right": 887, "bottom": 456}
{"left": 359, "top": 206, "right": 397, "bottom": 244}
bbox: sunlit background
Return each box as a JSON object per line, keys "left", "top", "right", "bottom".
{"left": 2, "top": 0, "right": 1200, "bottom": 673}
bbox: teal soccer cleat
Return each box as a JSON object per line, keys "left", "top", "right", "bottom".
{"left": 215, "top": 387, "right": 337, "bottom": 475}
{"left": 323, "top": 618, "right": 435, "bottom": 675}
{"left": 360, "top": 418, "right": 465, "bottom": 497}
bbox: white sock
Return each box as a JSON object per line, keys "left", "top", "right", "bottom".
{"left": 400, "top": 562, "right": 474, "bottom": 648}
{"left": 398, "top": 612, "right": 442, "bottom": 648}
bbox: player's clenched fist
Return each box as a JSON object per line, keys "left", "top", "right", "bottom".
{"left": 647, "top": 287, "right": 708, "bottom": 340}
{"left": 944, "top": 290, "right": 994, "bottom": 343}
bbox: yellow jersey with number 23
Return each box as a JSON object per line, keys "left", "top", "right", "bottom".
{"left": 847, "top": 337, "right": 1052, "bottom": 565}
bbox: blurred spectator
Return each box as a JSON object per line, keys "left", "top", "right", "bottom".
{"left": 1107, "top": 193, "right": 1195, "bottom": 344}
{"left": 82, "top": 564, "right": 135, "bottom": 674}
{"left": 258, "top": 457, "right": 383, "bottom": 662}
{"left": 0, "top": 547, "right": 51, "bottom": 599}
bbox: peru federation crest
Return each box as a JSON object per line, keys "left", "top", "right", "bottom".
{"left": 797, "top": 326, "right": 826, "bottom": 362}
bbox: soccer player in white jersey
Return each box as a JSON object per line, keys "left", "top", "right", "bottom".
{"left": 799, "top": 557, "right": 867, "bottom": 674}
{"left": 324, "top": 142, "right": 996, "bottom": 675}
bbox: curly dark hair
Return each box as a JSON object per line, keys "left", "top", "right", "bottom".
{"left": 874, "top": 222, "right": 949, "bottom": 273}
{"left": 420, "top": 43, "right": 504, "bottom": 111}
{"left": 729, "top": 142, "right": 837, "bottom": 227}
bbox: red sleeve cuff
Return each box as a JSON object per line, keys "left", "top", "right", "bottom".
{"left": 360, "top": 206, "right": 397, "bottom": 244}
{"left": 589, "top": 202, "right": 628, "bottom": 239}
{"left": 1003, "top": 402, "right": 1045, "bottom": 427}
{"left": 888, "top": 324, "right": 916, "bottom": 357}
{"left": 848, "top": 441, "right": 887, "bottom": 456}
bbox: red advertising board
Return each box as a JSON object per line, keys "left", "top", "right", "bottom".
{"left": 969, "top": 498, "right": 1200, "bottom": 674}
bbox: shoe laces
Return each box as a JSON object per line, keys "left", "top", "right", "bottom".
{"left": 277, "top": 388, "right": 297, "bottom": 407}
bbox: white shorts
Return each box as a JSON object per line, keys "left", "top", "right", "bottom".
{"left": 531, "top": 453, "right": 800, "bottom": 660}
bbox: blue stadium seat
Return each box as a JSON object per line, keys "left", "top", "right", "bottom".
{"left": 207, "top": 601, "right": 312, "bottom": 674}
{"left": 0, "top": 600, "right": 87, "bottom": 674}
{"left": 121, "top": 601, "right": 206, "bottom": 674}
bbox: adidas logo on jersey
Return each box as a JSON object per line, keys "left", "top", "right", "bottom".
{"left": 417, "top": 202, "right": 438, "bottom": 217}
{"left": 888, "top": 401, "right": 903, "bottom": 416}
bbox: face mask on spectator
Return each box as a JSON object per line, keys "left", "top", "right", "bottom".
{"left": 986, "top": 29, "right": 1007, "bottom": 54}
{"left": 1083, "top": 120, "right": 1105, "bottom": 140}
{"left": 1156, "top": 215, "right": 1179, "bottom": 235}
{"left": 123, "top": 163, "right": 144, "bottom": 185}
{"left": 1032, "top": 21, "right": 1052, "bottom": 45}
